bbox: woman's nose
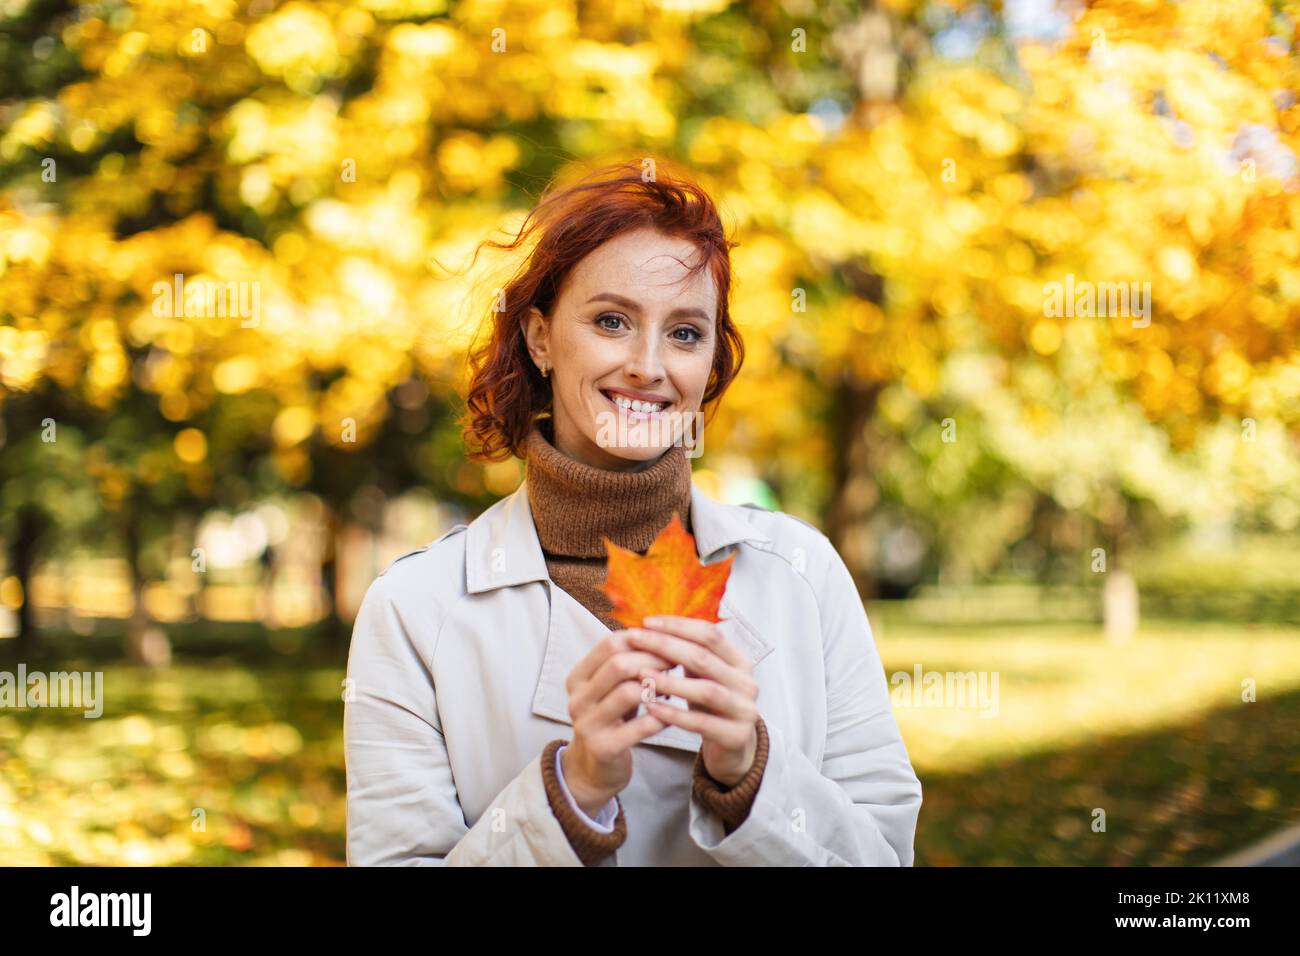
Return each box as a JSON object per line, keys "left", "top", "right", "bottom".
{"left": 624, "top": 340, "right": 666, "bottom": 383}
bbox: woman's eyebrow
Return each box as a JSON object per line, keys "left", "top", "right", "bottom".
{"left": 584, "top": 291, "right": 713, "bottom": 324}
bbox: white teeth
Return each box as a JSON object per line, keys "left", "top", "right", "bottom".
{"left": 610, "top": 394, "right": 663, "bottom": 413}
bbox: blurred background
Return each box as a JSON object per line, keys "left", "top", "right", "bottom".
{"left": 1, "top": 0, "right": 1298, "bottom": 866}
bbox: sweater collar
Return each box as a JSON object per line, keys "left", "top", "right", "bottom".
{"left": 464, "top": 482, "right": 772, "bottom": 594}
{"left": 523, "top": 417, "right": 694, "bottom": 558}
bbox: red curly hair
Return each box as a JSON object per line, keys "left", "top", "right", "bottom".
{"left": 460, "top": 159, "right": 744, "bottom": 462}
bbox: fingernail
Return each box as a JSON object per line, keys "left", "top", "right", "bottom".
{"left": 644, "top": 616, "right": 663, "bottom": 627}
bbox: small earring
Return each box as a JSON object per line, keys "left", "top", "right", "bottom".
{"left": 539, "top": 361, "right": 549, "bottom": 378}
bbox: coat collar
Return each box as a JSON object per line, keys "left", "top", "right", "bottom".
{"left": 463, "top": 481, "right": 776, "bottom": 754}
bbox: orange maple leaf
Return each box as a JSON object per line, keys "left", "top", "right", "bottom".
{"left": 600, "top": 511, "right": 733, "bottom": 629}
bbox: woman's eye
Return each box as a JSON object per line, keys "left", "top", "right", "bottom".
{"left": 672, "top": 326, "right": 702, "bottom": 343}
{"left": 596, "top": 313, "right": 626, "bottom": 331}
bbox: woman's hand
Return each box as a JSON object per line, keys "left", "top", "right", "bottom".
{"left": 561, "top": 631, "right": 674, "bottom": 817}
{"left": 625, "top": 615, "right": 760, "bottom": 787}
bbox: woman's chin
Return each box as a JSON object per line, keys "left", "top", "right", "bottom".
{"left": 613, "top": 444, "right": 671, "bottom": 462}
{"left": 588, "top": 411, "right": 684, "bottom": 462}
{"left": 594, "top": 438, "right": 671, "bottom": 461}
{"left": 583, "top": 430, "right": 675, "bottom": 468}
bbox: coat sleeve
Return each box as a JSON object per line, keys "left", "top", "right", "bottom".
{"left": 344, "top": 574, "right": 584, "bottom": 866}
{"left": 686, "top": 536, "right": 923, "bottom": 865}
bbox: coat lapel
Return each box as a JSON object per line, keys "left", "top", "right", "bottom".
{"left": 465, "top": 481, "right": 776, "bottom": 754}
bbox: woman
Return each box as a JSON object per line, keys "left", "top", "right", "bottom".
{"left": 344, "top": 160, "right": 922, "bottom": 866}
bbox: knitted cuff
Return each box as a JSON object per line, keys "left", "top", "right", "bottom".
{"left": 540, "top": 739, "right": 627, "bottom": 866}
{"left": 691, "top": 716, "right": 770, "bottom": 834}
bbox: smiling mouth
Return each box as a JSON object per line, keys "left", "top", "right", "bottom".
{"left": 601, "top": 390, "right": 672, "bottom": 418}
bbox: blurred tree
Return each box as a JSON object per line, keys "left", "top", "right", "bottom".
{"left": 2, "top": 0, "right": 1297, "bottom": 628}
{"left": 680, "top": 0, "right": 1300, "bottom": 592}
{"left": 0, "top": 391, "right": 101, "bottom": 654}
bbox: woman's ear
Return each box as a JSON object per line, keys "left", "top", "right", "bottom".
{"left": 523, "top": 305, "right": 550, "bottom": 373}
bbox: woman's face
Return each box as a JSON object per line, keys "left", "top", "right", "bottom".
{"left": 525, "top": 227, "right": 718, "bottom": 472}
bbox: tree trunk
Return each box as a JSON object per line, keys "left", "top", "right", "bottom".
{"left": 12, "top": 506, "right": 45, "bottom": 658}
{"left": 319, "top": 504, "right": 349, "bottom": 651}
{"left": 121, "top": 510, "right": 171, "bottom": 667}
{"left": 824, "top": 379, "right": 883, "bottom": 600}
{"left": 1103, "top": 569, "right": 1139, "bottom": 644}
{"left": 1101, "top": 500, "right": 1140, "bottom": 643}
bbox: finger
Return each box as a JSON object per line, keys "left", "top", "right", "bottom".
{"left": 567, "top": 633, "right": 624, "bottom": 688}
{"left": 586, "top": 678, "right": 655, "bottom": 729}
{"left": 567, "top": 630, "right": 656, "bottom": 689}
{"left": 603, "top": 711, "right": 667, "bottom": 752}
{"left": 638, "top": 668, "right": 751, "bottom": 718}
{"left": 574, "top": 650, "right": 674, "bottom": 717}
{"left": 625, "top": 628, "right": 734, "bottom": 685}
{"left": 645, "top": 699, "right": 751, "bottom": 746}
{"left": 657, "top": 660, "right": 756, "bottom": 702}
{"left": 643, "top": 615, "right": 747, "bottom": 669}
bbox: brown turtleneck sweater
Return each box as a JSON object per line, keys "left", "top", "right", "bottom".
{"left": 523, "top": 417, "right": 770, "bottom": 865}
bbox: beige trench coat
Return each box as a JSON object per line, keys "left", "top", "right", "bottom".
{"left": 344, "top": 481, "right": 922, "bottom": 866}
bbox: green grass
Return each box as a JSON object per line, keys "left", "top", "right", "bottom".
{"left": 0, "top": 626, "right": 346, "bottom": 865}
{"left": 871, "top": 616, "right": 1300, "bottom": 865}
{"left": 1, "top": 616, "right": 1297, "bottom": 865}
